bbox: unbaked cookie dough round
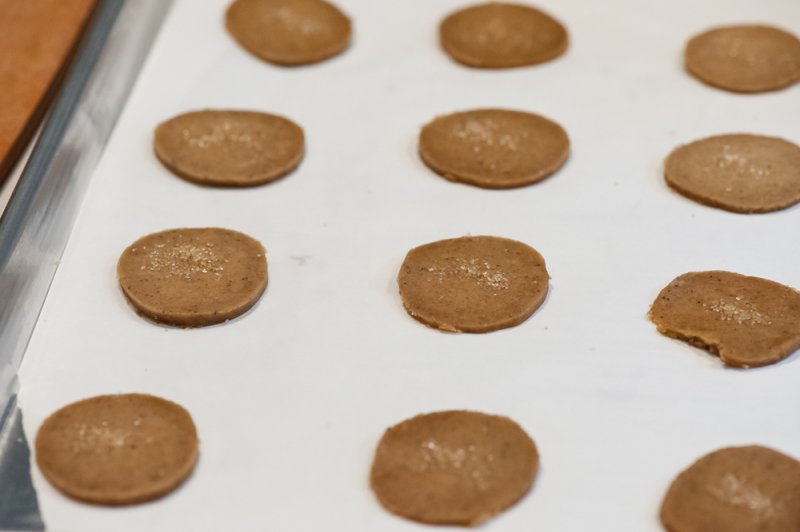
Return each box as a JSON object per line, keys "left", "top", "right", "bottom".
{"left": 661, "top": 446, "right": 800, "bottom": 532}
{"left": 439, "top": 2, "right": 567, "bottom": 69}
{"left": 154, "top": 110, "right": 304, "bottom": 187}
{"left": 226, "top": 0, "right": 351, "bottom": 66}
{"left": 36, "top": 394, "right": 199, "bottom": 505}
{"left": 685, "top": 25, "right": 800, "bottom": 93}
{"left": 118, "top": 228, "right": 267, "bottom": 327}
{"left": 398, "top": 235, "right": 549, "bottom": 333}
{"left": 664, "top": 134, "right": 800, "bottom": 214}
{"left": 419, "top": 109, "right": 569, "bottom": 189}
{"left": 649, "top": 271, "right": 800, "bottom": 368}
{"left": 370, "top": 410, "right": 539, "bottom": 526}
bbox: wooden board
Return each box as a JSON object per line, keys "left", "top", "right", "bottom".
{"left": 0, "top": 0, "right": 97, "bottom": 183}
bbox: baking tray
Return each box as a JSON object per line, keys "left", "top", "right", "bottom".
{"left": 0, "top": 0, "right": 171, "bottom": 528}
{"left": 7, "top": 0, "right": 800, "bottom": 530}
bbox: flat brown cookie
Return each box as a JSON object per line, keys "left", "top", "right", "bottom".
{"left": 398, "top": 236, "right": 549, "bottom": 333}
{"left": 661, "top": 446, "right": 800, "bottom": 532}
{"left": 154, "top": 110, "right": 304, "bottom": 187}
{"left": 664, "top": 134, "right": 800, "bottom": 214}
{"left": 226, "top": 0, "right": 351, "bottom": 66}
{"left": 370, "top": 410, "right": 538, "bottom": 526}
{"left": 118, "top": 228, "right": 267, "bottom": 327}
{"left": 685, "top": 25, "right": 800, "bottom": 93}
{"left": 649, "top": 271, "right": 800, "bottom": 368}
{"left": 440, "top": 2, "right": 567, "bottom": 69}
{"left": 36, "top": 394, "right": 198, "bottom": 505}
{"left": 419, "top": 109, "right": 569, "bottom": 189}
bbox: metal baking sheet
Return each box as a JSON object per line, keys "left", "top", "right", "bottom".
{"left": 15, "top": 0, "right": 800, "bottom": 530}
{"left": 0, "top": 1, "right": 170, "bottom": 527}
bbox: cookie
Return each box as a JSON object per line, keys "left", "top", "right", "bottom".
{"left": 398, "top": 236, "right": 549, "bottom": 333}
{"left": 35, "top": 394, "right": 198, "bottom": 505}
{"left": 649, "top": 271, "right": 800, "bottom": 368}
{"left": 661, "top": 445, "right": 800, "bottom": 532}
{"left": 419, "top": 109, "right": 569, "bottom": 189}
{"left": 370, "top": 410, "right": 538, "bottom": 526}
{"left": 117, "top": 228, "right": 267, "bottom": 327}
{"left": 154, "top": 110, "right": 304, "bottom": 187}
{"left": 439, "top": 2, "right": 567, "bottom": 69}
{"left": 226, "top": 0, "right": 351, "bottom": 66}
{"left": 664, "top": 134, "right": 800, "bottom": 213}
{"left": 685, "top": 25, "right": 800, "bottom": 93}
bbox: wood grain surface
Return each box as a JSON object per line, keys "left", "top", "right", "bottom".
{"left": 0, "top": 0, "right": 97, "bottom": 183}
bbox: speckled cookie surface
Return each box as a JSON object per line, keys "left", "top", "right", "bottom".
{"left": 665, "top": 134, "right": 800, "bottom": 213}
{"left": 685, "top": 25, "right": 800, "bottom": 93}
{"left": 440, "top": 2, "right": 567, "bottom": 69}
{"left": 419, "top": 109, "right": 569, "bottom": 189}
{"left": 36, "top": 394, "right": 199, "bottom": 505}
{"left": 226, "top": 0, "right": 351, "bottom": 66}
{"left": 649, "top": 271, "right": 800, "bottom": 368}
{"left": 661, "top": 446, "right": 800, "bottom": 532}
{"left": 154, "top": 110, "right": 304, "bottom": 187}
{"left": 398, "top": 236, "right": 549, "bottom": 333}
{"left": 118, "top": 228, "right": 267, "bottom": 327}
{"left": 370, "top": 410, "right": 538, "bottom": 526}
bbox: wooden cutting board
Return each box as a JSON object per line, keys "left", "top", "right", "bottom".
{"left": 0, "top": 0, "right": 97, "bottom": 183}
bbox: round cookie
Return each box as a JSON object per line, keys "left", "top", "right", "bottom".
{"left": 226, "top": 0, "right": 351, "bottom": 66}
{"left": 648, "top": 271, "right": 800, "bottom": 368}
{"left": 439, "top": 2, "right": 567, "bottom": 69}
{"left": 661, "top": 446, "right": 800, "bottom": 532}
{"left": 36, "top": 394, "right": 198, "bottom": 505}
{"left": 419, "top": 109, "right": 569, "bottom": 189}
{"left": 398, "top": 235, "right": 549, "bottom": 333}
{"left": 664, "top": 134, "right": 800, "bottom": 214}
{"left": 117, "top": 227, "right": 267, "bottom": 327}
{"left": 370, "top": 410, "right": 539, "bottom": 526}
{"left": 154, "top": 110, "right": 304, "bottom": 187}
{"left": 685, "top": 25, "right": 800, "bottom": 93}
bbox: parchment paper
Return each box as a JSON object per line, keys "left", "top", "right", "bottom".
{"left": 18, "top": 0, "right": 800, "bottom": 529}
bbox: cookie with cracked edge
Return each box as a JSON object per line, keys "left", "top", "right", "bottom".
{"left": 398, "top": 235, "right": 549, "bottom": 333}
{"left": 117, "top": 227, "right": 267, "bottom": 327}
{"left": 440, "top": 2, "right": 567, "bottom": 69}
{"left": 419, "top": 109, "right": 569, "bottom": 189}
{"left": 661, "top": 445, "right": 800, "bottom": 532}
{"left": 684, "top": 24, "right": 800, "bottom": 93}
{"left": 226, "top": 0, "right": 351, "bottom": 66}
{"left": 370, "top": 410, "right": 539, "bottom": 526}
{"left": 36, "top": 393, "right": 199, "bottom": 505}
{"left": 154, "top": 109, "right": 304, "bottom": 187}
{"left": 649, "top": 271, "right": 800, "bottom": 368}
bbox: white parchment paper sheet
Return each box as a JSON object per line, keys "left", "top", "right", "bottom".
{"left": 18, "top": 0, "right": 800, "bottom": 529}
